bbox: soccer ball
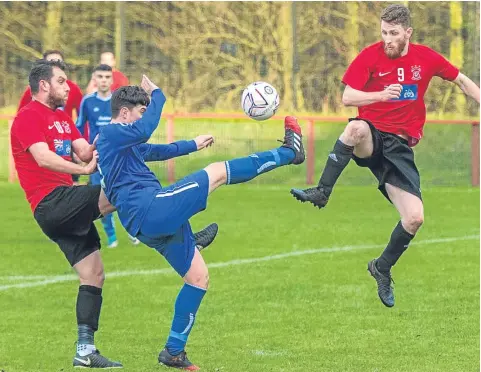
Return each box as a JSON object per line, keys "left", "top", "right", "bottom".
{"left": 241, "top": 81, "right": 280, "bottom": 121}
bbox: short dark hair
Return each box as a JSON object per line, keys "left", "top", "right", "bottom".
{"left": 42, "top": 49, "right": 65, "bottom": 60}
{"left": 111, "top": 86, "right": 150, "bottom": 118}
{"left": 29, "top": 59, "right": 67, "bottom": 94}
{"left": 381, "top": 4, "right": 411, "bottom": 29}
{"left": 93, "top": 64, "right": 112, "bottom": 73}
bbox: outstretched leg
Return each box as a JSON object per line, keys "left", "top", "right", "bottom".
{"left": 291, "top": 119, "right": 373, "bottom": 208}
{"left": 205, "top": 116, "right": 304, "bottom": 194}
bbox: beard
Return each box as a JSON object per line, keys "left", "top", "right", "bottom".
{"left": 47, "top": 90, "right": 67, "bottom": 109}
{"left": 384, "top": 38, "right": 407, "bottom": 59}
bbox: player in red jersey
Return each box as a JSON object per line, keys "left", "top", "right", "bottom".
{"left": 17, "top": 50, "right": 85, "bottom": 184}
{"left": 291, "top": 4, "right": 479, "bottom": 307}
{"left": 11, "top": 59, "right": 123, "bottom": 368}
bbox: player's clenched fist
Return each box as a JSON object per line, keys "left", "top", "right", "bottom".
{"left": 83, "top": 151, "right": 98, "bottom": 175}
{"left": 379, "top": 84, "right": 403, "bottom": 102}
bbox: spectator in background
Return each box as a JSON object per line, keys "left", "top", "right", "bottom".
{"left": 85, "top": 52, "right": 129, "bottom": 94}
{"left": 17, "top": 50, "right": 84, "bottom": 184}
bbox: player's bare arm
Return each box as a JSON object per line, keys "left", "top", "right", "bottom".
{"left": 29, "top": 142, "right": 98, "bottom": 175}
{"left": 453, "top": 73, "right": 480, "bottom": 104}
{"left": 72, "top": 137, "right": 96, "bottom": 162}
{"left": 342, "top": 84, "right": 402, "bottom": 107}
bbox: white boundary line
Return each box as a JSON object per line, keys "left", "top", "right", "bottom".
{"left": 0, "top": 235, "right": 478, "bottom": 291}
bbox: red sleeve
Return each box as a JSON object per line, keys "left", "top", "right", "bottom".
{"left": 12, "top": 110, "right": 46, "bottom": 151}
{"left": 118, "top": 71, "right": 129, "bottom": 86}
{"left": 69, "top": 82, "right": 83, "bottom": 116}
{"left": 17, "top": 87, "right": 32, "bottom": 112}
{"left": 342, "top": 49, "right": 373, "bottom": 90}
{"left": 112, "top": 71, "right": 129, "bottom": 90}
{"left": 430, "top": 49, "right": 459, "bottom": 81}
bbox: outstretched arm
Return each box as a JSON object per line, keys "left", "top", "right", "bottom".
{"left": 453, "top": 73, "right": 480, "bottom": 104}
{"left": 139, "top": 141, "right": 197, "bottom": 162}
{"left": 139, "top": 135, "right": 214, "bottom": 162}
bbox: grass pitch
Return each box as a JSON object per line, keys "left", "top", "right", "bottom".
{"left": 0, "top": 183, "right": 478, "bottom": 372}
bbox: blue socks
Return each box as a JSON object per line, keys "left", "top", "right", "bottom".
{"left": 165, "top": 283, "right": 207, "bottom": 356}
{"left": 225, "top": 147, "right": 295, "bottom": 185}
{"left": 101, "top": 214, "right": 116, "bottom": 243}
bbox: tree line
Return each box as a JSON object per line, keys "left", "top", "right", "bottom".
{"left": 0, "top": 1, "right": 478, "bottom": 117}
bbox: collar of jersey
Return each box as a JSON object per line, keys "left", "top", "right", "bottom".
{"left": 94, "top": 92, "right": 112, "bottom": 101}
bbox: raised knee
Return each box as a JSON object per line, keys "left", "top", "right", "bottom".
{"left": 188, "top": 271, "right": 209, "bottom": 290}
{"left": 81, "top": 266, "right": 105, "bottom": 287}
{"left": 204, "top": 162, "right": 227, "bottom": 184}
{"left": 344, "top": 120, "right": 370, "bottom": 144}
{"left": 404, "top": 213, "right": 424, "bottom": 233}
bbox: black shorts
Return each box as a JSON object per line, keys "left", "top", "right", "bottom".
{"left": 351, "top": 118, "right": 422, "bottom": 202}
{"left": 34, "top": 185, "right": 102, "bottom": 266}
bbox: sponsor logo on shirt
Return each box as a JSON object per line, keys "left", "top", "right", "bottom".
{"left": 389, "top": 84, "right": 418, "bottom": 101}
{"left": 96, "top": 116, "right": 112, "bottom": 127}
{"left": 53, "top": 139, "right": 72, "bottom": 156}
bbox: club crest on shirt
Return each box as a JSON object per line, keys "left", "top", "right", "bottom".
{"left": 411, "top": 65, "right": 422, "bottom": 81}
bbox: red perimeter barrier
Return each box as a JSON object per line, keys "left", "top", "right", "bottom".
{"left": 3, "top": 114, "right": 479, "bottom": 186}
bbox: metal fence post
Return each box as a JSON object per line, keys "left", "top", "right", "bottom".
{"left": 306, "top": 119, "right": 315, "bottom": 185}
{"left": 471, "top": 122, "right": 479, "bottom": 186}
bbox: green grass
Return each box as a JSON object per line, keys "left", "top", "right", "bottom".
{"left": 0, "top": 183, "right": 478, "bottom": 371}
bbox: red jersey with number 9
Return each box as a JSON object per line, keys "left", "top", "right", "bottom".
{"left": 342, "top": 42, "right": 459, "bottom": 146}
{"left": 11, "top": 100, "right": 82, "bottom": 212}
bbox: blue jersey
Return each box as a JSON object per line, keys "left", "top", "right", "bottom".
{"left": 76, "top": 92, "right": 112, "bottom": 143}
{"left": 96, "top": 89, "right": 198, "bottom": 236}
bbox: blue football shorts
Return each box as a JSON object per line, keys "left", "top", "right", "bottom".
{"left": 136, "top": 170, "right": 210, "bottom": 277}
